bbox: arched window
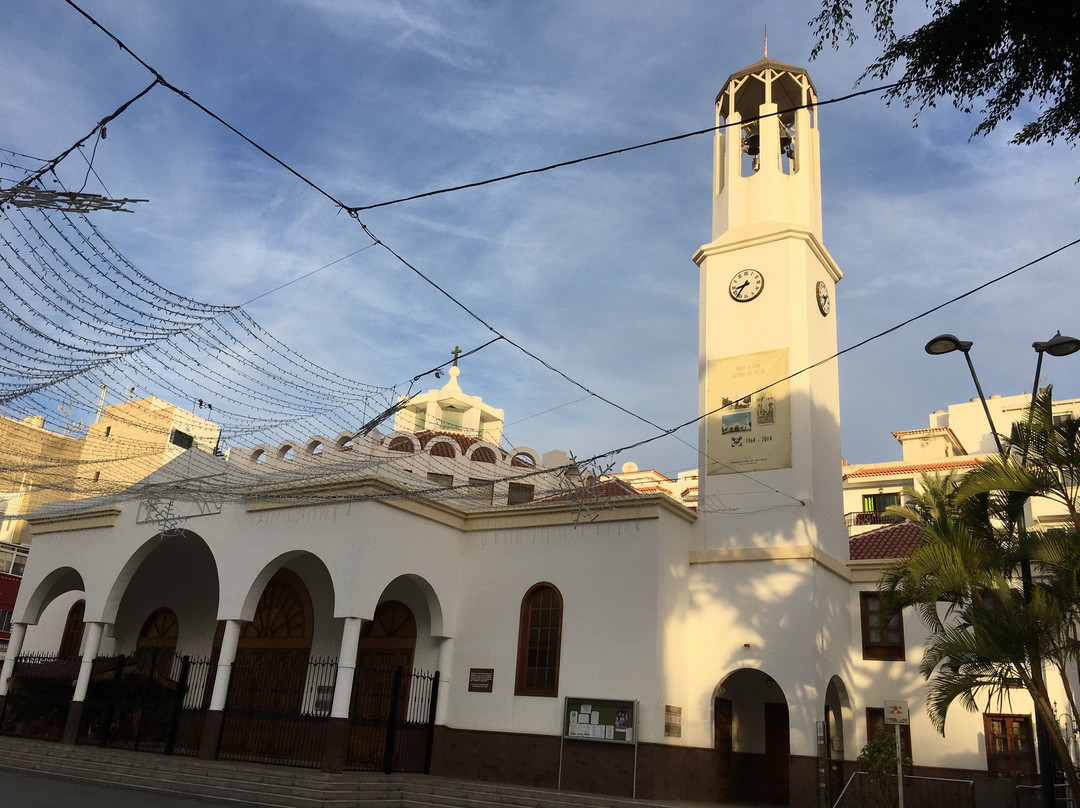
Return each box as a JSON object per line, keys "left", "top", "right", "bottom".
{"left": 470, "top": 447, "right": 497, "bottom": 464}
{"left": 429, "top": 441, "right": 456, "bottom": 458}
{"left": 59, "top": 600, "right": 85, "bottom": 658}
{"left": 137, "top": 607, "right": 179, "bottom": 649}
{"left": 515, "top": 583, "right": 563, "bottom": 697}
{"left": 136, "top": 607, "right": 179, "bottom": 675}
{"left": 511, "top": 452, "right": 536, "bottom": 468}
{"left": 241, "top": 569, "right": 311, "bottom": 646}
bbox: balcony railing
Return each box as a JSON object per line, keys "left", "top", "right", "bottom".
{"left": 845, "top": 511, "right": 903, "bottom": 528}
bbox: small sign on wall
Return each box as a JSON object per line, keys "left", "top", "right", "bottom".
{"left": 468, "top": 668, "right": 494, "bottom": 693}
{"left": 664, "top": 705, "right": 682, "bottom": 737}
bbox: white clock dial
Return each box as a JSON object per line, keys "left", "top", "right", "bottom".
{"left": 816, "top": 280, "right": 831, "bottom": 316}
{"left": 729, "top": 269, "right": 764, "bottom": 302}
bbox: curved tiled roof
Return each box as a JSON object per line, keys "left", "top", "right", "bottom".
{"left": 849, "top": 521, "right": 924, "bottom": 560}
{"left": 842, "top": 456, "right": 982, "bottom": 480}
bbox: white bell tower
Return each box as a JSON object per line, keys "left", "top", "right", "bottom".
{"left": 691, "top": 59, "right": 845, "bottom": 559}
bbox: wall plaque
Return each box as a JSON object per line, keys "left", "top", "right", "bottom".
{"left": 468, "top": 668, "right": 494, "bottom": 693}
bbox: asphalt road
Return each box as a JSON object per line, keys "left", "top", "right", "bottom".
{"left": 0, "top": 769, "right": 235, "bottom": 807}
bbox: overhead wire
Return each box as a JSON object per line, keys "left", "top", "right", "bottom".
{"left": 14, "top": 2, "right": 1069, "bottom": 516}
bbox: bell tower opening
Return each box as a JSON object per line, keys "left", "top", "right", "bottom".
{"left": 740, "top": 116, "right": 797, "bottom": 177}
{"left": 713, "top": 58, "right": 820, "bottom": 237}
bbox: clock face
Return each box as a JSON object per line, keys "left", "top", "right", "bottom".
{"left": 729, "top": 269, "right": 764, "bottom": 302}
{"left": 816, "top": 280, "right": 831, "bottom": 316}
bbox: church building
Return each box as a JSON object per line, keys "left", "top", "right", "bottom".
{"left": 0, "top": 59, "right": 1064, "bottom": 808}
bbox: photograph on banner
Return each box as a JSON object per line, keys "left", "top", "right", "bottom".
{"left": 706, "top": 347, "right": 792, "bottom": 475}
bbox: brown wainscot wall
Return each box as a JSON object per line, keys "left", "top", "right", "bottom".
{"left": 432, "top": 727, "right": 1001, "bottom": 808}
{"left": 433, "top": 726, "right": 801, "bottom": 803}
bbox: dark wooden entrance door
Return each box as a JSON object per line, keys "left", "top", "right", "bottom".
{"left": 714, "top": 697, "right": 732, "bottom": 801}
{"left": 765, "top": 701, "right": 790, "bottom": 805}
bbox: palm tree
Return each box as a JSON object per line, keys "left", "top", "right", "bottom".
{"left": 880, "top": 519, "right": 1080, "bottom": 800}
{"left": 884, "top": 469, "right": 962, "bottom": 527}
{"left": 879, "top": 389, "right": 1080, "bottom": 801}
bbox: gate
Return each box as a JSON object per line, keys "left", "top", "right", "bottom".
{"left": 345, "top": 666, "right": 440, "bottom": 773}
{"left": 218, "top": 652, "right": 336, "bottom": 768}
{"left": 76, "top": 648, "right": 212, "bottom": 756}
{"left": 0, "top": 653, "right": 80, "bottom": 741}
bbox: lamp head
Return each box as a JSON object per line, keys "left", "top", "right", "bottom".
{"left": 1033, "top": 331, "right": 1080, "bottom": 358}
{"left": 925, "top": 334, "right": 973, "bottom": 356}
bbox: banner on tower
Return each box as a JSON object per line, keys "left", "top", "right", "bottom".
{"left": 706, "top": 348, "right": 792, "bottom": 475}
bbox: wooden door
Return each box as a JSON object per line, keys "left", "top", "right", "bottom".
{"left": 765, "top": 702, "right": 790, "bottom": 805}
{"left": 714, "top": 697, "right": 732, "bottom": 800}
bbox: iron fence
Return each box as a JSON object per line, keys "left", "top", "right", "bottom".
{"left": 76, "top": 648, "right": 212, "bottom": 756}
{"left": 345, "top": 665, "right": 439, "bottom": 773}
{"left": 2, "top": 648, "right": 439, "bottom": 774}
{"left": 218, "top": 652, "right": 337, "bottom": 768}
{"left": 832, "top": 771, "right": 976, "bottom": 808}
{"left": 0, "top": 653, "right": 81, "bottom": 741}
{"left": 1016, "top": 781, "right": 1074, "bottom": 808}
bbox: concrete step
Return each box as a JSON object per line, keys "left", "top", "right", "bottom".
{"left": 0, "top": 737, "right": 685, "bottom": 808}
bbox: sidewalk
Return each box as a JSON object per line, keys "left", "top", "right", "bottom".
{"left": 2, "top": 769, "right": 232, "bottom": 808}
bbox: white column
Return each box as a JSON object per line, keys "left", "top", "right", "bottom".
{"left": 0, "top": 622, "right": 27, "bottom": 696}
{"left": 208, "top": 619, "right": 242, "bottom": 712}
{"left": 433, "top": 636, "right": 453, "bottom": 725}
{"left": 72, "top": 622, "right": 105, "bottom": 702}
{"left": 330, "top": 617, "right": 363, "bottom": 719}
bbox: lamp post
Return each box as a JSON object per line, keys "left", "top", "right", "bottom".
{"left": 923, "top": 334, "right": 1003, "bottom": 454}
{"left": 1028, "top": 332, "right": 1080, "bottom": 427}
{"left": 926, "top": 331, "right": 1080, "bottom": 808}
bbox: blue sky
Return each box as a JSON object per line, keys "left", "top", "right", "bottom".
{"left": 2, "top": 0, "right": 1079, "bottom": 478}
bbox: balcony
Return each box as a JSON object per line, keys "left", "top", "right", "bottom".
{"left": 845, "top": 511, "right": 903, "bottom": 529}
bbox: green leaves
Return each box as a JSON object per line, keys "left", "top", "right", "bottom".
{"left": 810, "top": 0, "right": 1080, "bottom": 149}
{"left": 870, "top": 385, "right": 1080, "bottom": 798}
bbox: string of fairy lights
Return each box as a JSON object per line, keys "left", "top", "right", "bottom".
{"left": 1, "top": 4, "right": 1077, "bottom": 523}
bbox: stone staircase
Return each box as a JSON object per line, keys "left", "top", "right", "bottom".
{"left": 0, "top": 737, "right": 694, "bottom": 808}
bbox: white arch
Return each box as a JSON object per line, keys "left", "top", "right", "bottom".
{"left": 15, "top": 565, "right": 85, "bottom": 625}
{"left": 100, "top": 529, "right": 218, "bottom": 625}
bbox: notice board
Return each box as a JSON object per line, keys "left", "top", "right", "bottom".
{"left": 562, "top": 697, "right": 636, "bottom": 744}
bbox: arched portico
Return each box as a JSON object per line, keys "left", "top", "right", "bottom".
{"left": 14, "top": 566, "right": 84, "bottom": 627}
{"left": 108, "top": 530, "right": 219, "bottom": 657}
{"left": 714, "top": 668, "right": 790, "bottom": 804}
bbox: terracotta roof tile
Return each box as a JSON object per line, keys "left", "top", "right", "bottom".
{"left": 843, "top": 456, "right": 982, "bottom": 480}
{"left": 849, "top": 521, "right": 924, "bottom": 560}
{"left": 540, "top": 479, "right": 640, "bottom": 503}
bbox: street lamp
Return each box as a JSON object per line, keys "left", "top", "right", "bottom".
{"left": 926, "top": 331, "right": 1079, "bottom": 808}
{"left": 923, "top": 334, "right": 1003, "bottom": 454}
{"left": 1029, "top": 332, "right": 1080, "bottom": 422}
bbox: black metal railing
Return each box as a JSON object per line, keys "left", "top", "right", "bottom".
{"left": 76, "top": 648, "right": 212, "bottom": 756}
{"left": 832, "top": 772, "right": 975, "bottom": 808}
{"left": 345, "top": 665, "right": 439, "bottom": 773}
{"left": 218, "top": 652, "right": 337, "bottom": 768}
{"left": 2, "top": 646, "right": 439, "bottom": 773}
{"left": 844, "top": 511, "right": 904, "bottom": 528}
{"left": 0, "top": 653, "right": 81, "bottom": 741}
